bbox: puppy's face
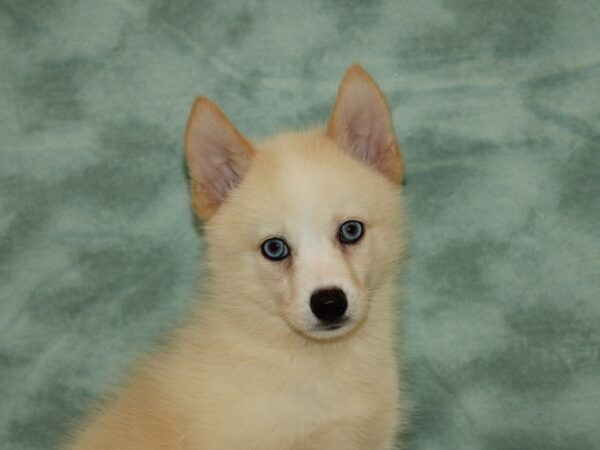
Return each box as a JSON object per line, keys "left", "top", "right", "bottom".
{"left": 185, "top": 65, "right": 405, "bottom": 340}
{"left": 217, "top": 137, "right": 403, "bottom": 340}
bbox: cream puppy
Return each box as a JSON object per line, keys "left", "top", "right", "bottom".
{"left": 66, "top": 64, "right": 407, "bottom": 450}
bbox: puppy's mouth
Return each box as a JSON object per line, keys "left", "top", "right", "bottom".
{"left": 315, "top": 317, "right": 349, "bottom": 331}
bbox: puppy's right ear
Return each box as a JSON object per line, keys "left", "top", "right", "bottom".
{"left": 185, "top": 97, "right": 256, "bottom": 220}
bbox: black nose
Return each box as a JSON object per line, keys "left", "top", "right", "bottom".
{"left": 310, "top": 288, "right": 348, "bottom": 323}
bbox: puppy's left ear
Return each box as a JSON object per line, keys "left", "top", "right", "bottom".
{"left": 327, "top": 65, "right": 404, "bottom": 184}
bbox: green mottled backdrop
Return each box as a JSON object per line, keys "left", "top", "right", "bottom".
{"left": 1, "top": 1, "right": 599, "bottom": 449}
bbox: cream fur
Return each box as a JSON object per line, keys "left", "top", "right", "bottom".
{"left": 65, "top": 66, "right": 407, "bottom": 450}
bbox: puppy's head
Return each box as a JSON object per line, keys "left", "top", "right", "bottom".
{"left": 185, "top": 65, "right": 406, "bottom": 340}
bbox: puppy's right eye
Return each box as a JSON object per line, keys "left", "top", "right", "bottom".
{"left": 261, "top": 238, "right": 290, "bottom": 261}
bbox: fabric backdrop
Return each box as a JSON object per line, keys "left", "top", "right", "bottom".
{"left": 1, "top": 1, "right": 599, "bottom": 449}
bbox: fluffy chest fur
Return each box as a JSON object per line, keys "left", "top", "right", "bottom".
{"left": 162, "top": 302, "right": 400, "bottom": 449}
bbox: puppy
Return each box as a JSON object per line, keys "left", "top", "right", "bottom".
{"left": 66, "top": 64, "right": 407, "bottom": 450}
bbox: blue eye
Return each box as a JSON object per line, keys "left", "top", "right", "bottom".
{"left": 261, "top": 238, "right": 290, "bottom": 261}
{"left": 339, "top": 220, "right": 364, "bottom": 244}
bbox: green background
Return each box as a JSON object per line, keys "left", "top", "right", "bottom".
{"left": 1, "top": 1, "right": 599, "bottom": 449}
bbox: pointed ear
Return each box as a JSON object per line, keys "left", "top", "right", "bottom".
{"left": 326, "top": 65, "right": 404, "bottom": 184}
{"left": 184, "top": 97, "right": 256, "bottom": 220}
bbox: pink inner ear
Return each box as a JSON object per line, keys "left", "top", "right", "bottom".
{"left": 209, "top": 162, "right": 238, "bottom": 202}
{"left": 349, "top": 128, "right": 373, "bottom": 162}
{"left": 193, "top": 134, "right": 245, "bottom": 202}
{"left": 197, "top": 136, "right": 235, "bottom": 201}
{"left": 343, "top": 94, "right": 391, "bottom": 165}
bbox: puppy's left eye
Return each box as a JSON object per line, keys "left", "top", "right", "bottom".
{"left": 338, "top": 220, "right": 364, "bottom": 244}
